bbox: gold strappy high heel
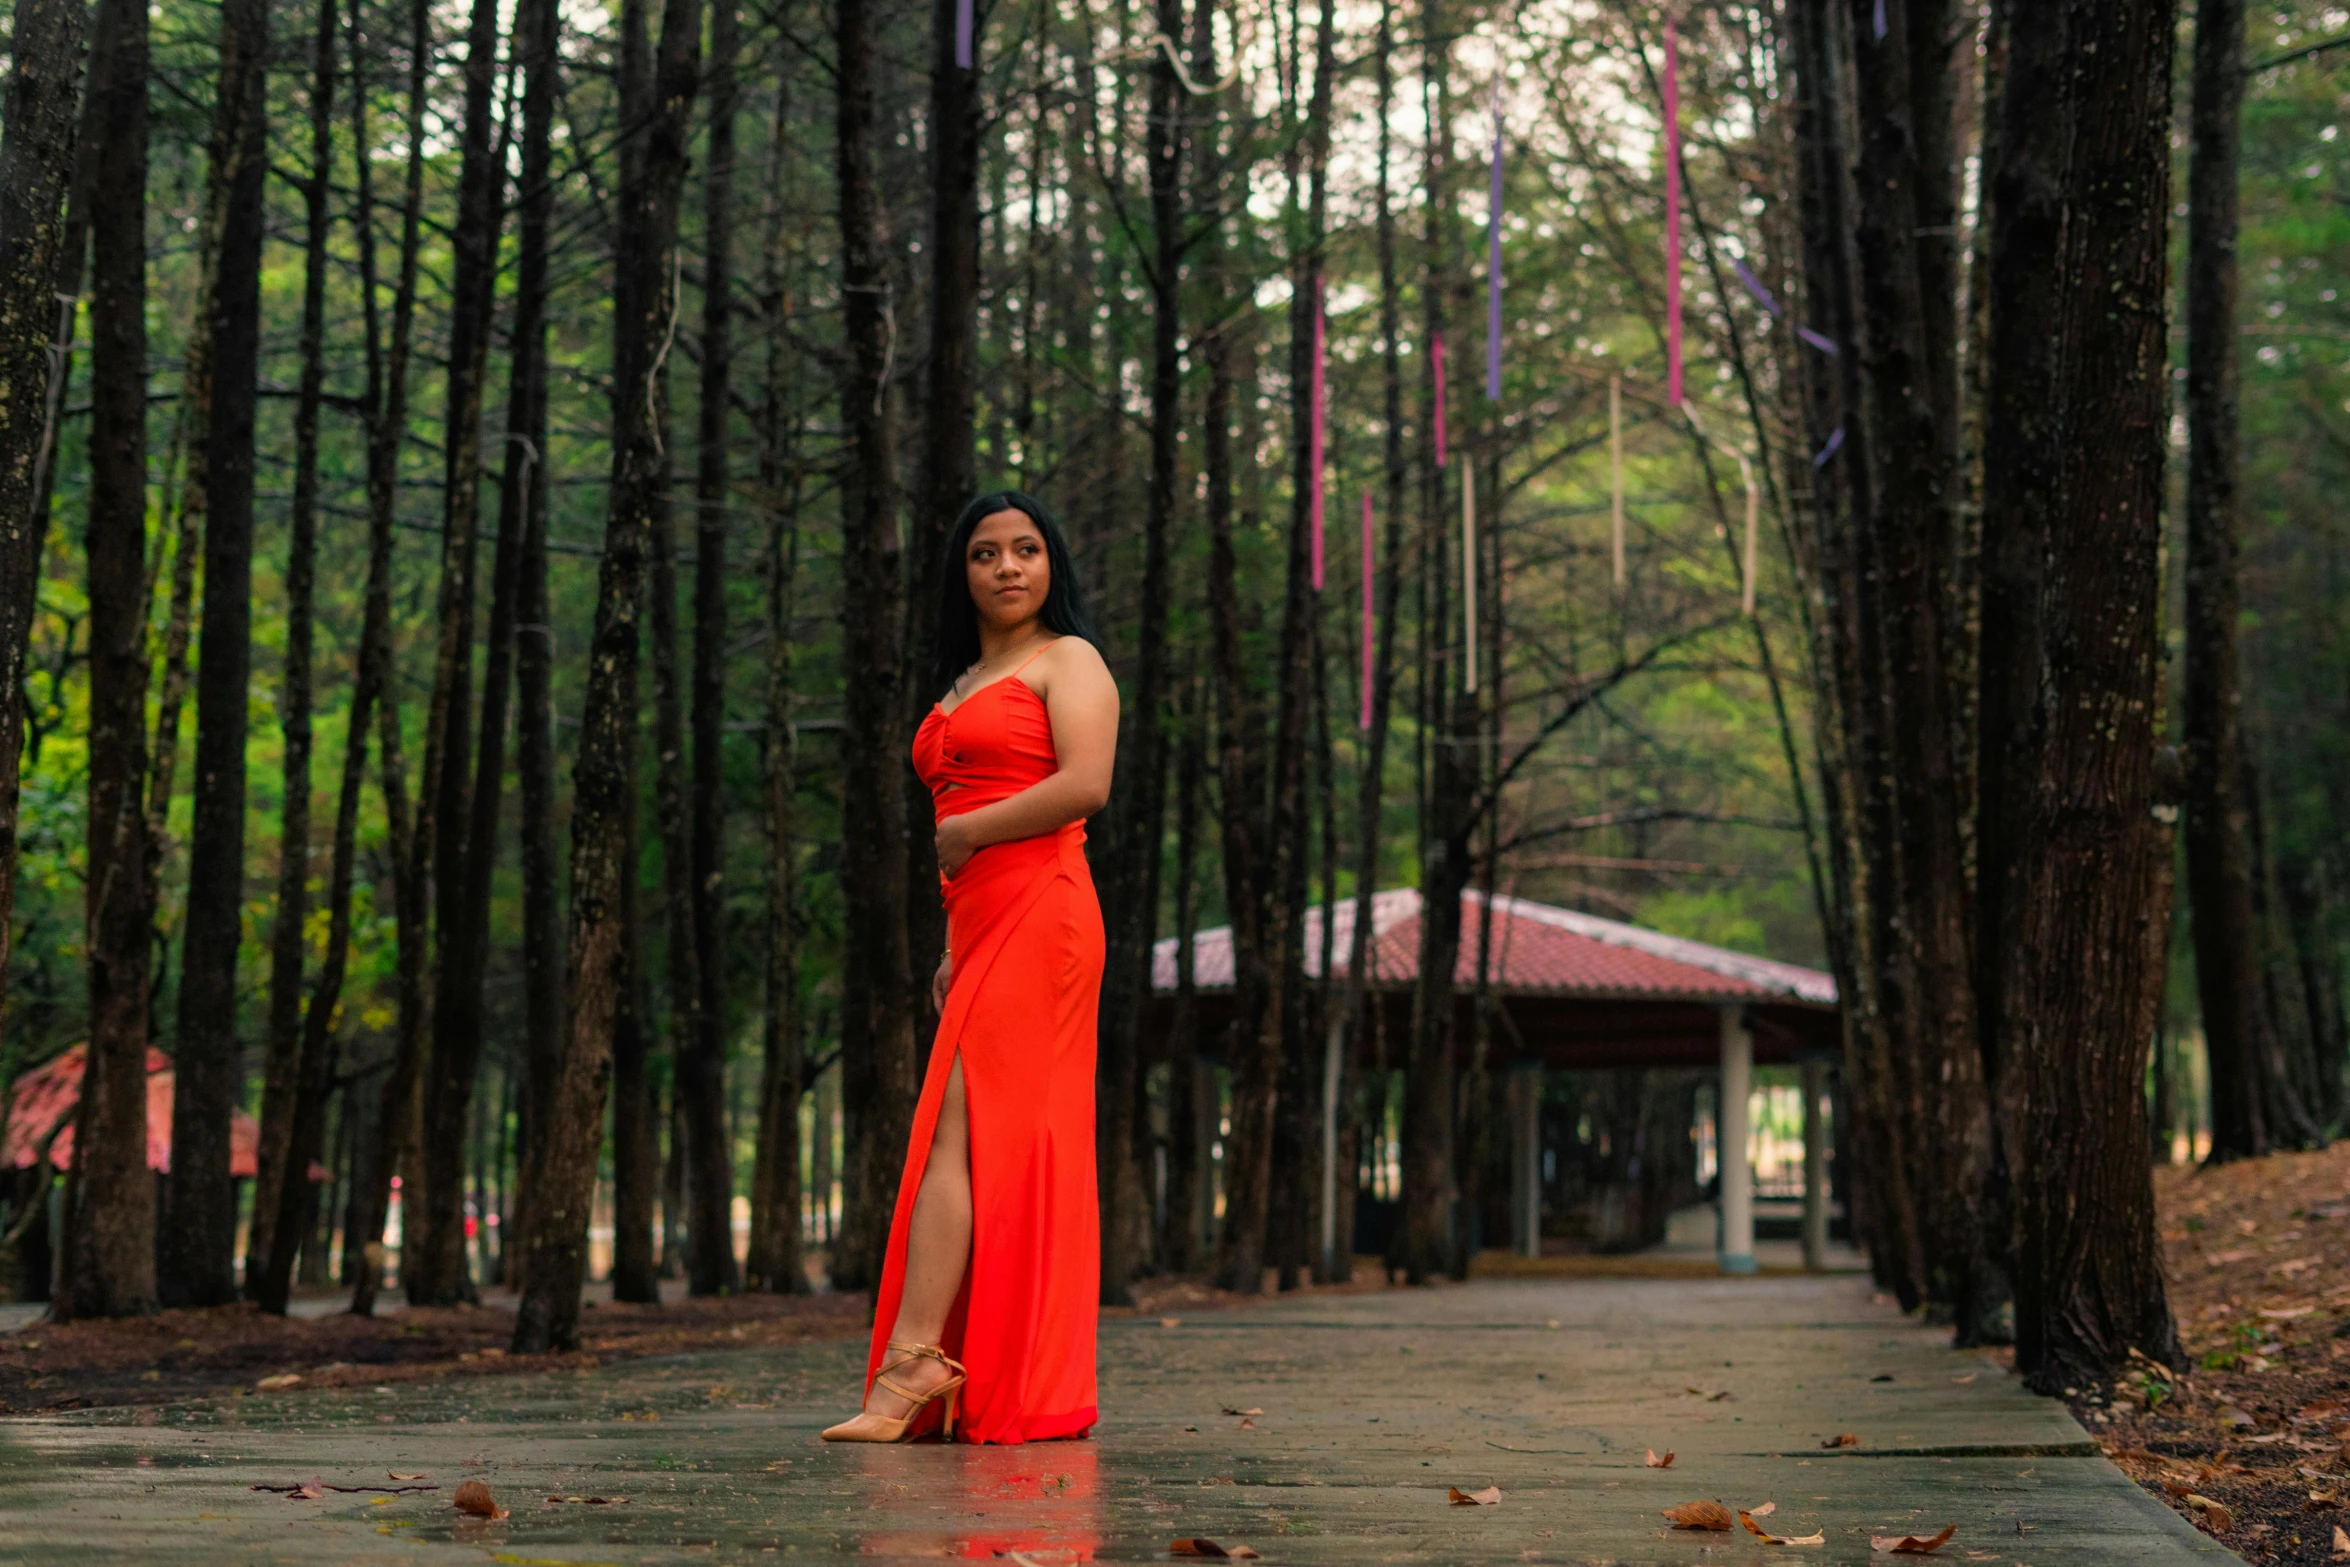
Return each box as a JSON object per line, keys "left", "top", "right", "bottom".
{"left": 820, "top": 1341, "right": 968, "bottom": 1442}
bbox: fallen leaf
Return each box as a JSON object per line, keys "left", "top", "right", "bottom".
{"left": 1449, "top": 1486, "right": 1502, "bottom": 1505}
{"left": 1741, "top": 1506, "right": 1825, "bottom": 1546}
{"left": 545, "top": 1495, "right": 628, "bottom": 1505}
{"left": 1822, "top": 1433, "right": 1860, "bottom": 1449}
{"left": 256, "top": 1374, "right": 302, "bottom": 1391}
{"left": 296, "top": 1478, "right": 323, "bottom": 1501}
{"left": 1949, "top": 1373, "right": 1977, "bottom": 1384}
{"left": 1238, "top": 1418, "right": 1258, "bottom": 1431}
{"left": 1644, "top": 1448, "right": 1676, "bottom": 1469}
{"left": 2311, "top": 1490, "right": 2341, "bottom": 1509}
{"left": 452, "top": 1480, "right": 508, "bottom": 1521}
{"left": 1221, "top": 1407, "right": 1264, "bottom": 1417}
{"left": 1161, "top": 1318, "right": 1182, "bottom": 1329}
{"left": 2303, "top": 1401, "right": 2347, "bottom": 1423}
{"left": 2264, "top": 1306, "right": 2317, "bottom": 1320}
{"left": 388, "top": 1471, "right": 425, "bottom": 1481}
{"left": 1869, "top": 1523, "right": 1956, "bottom": 1554}
{"left": 1708, "top": 1390, "right": 1735, "bottom": 1402}
{"left": 1662, "top": 1500, "right": 1734, "bottom": 1531}
{"left": 2334, "top": 1523, "right": 2349, "bottom": 1556}
{"left": 2219, "top": 1406, "right": 2257, "bottom": 1429}
{"left": 2183, "top": 1495, "right": 2234, "bottom": 1532}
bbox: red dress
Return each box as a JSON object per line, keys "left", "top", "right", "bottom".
{"left": 862, "top": 655, "right": 1104, "bottom": 1443}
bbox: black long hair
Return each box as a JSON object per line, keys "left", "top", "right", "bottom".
{"left": 930, "top": 490, "right": 1098, "bottom": 695}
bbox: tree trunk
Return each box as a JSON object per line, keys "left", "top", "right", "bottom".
{"left": 407, "top": 0, "right": 510, "bottom": 1307}
{"left": 1397, "top": 3, "right": 1461, "bottom": 1287}
{"left": 2183, "top": 0, "right": 2302, "bottom": 1162}
{"left": 61, "top": 0, "right": 156, "bottom": 1321}
{"left": 1980, "top": 0, "right": 2184, "bottom": 1390}
{"left": 251, "top": 0, "right": 338, "bottom": 1311}
{"left": 0, "top": 0, "right": 87, "bottom": 1248}
{"left": 348, "top": 0, "right": 432, "bottom": 1316}
{"left": 162, "top": 0, "right": 270, "bottom": 1309}
{"left": 506, "top": 0, "right": 563, "bottom": 1289}
{"left": 514, "top": 0, "right": 703, "bottom": 1358}
{"left": 903, "top": 0, "right": 986, "bottom": 1059}
{"left": 1843, "top": 0, "right": 1999, "bottom": 1338}
{"left": 683, "top": 0, "right": 742, "bottom": 1297}
{"left": 1097, "top": 0, "right": 1185, "bottom": 1308}
{"left": 830, "top": 0, "right": 915, "bottom": 1293}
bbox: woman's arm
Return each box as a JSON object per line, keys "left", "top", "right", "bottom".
{"left": 935, "top": 638, "right": 1119, "bottom": 873}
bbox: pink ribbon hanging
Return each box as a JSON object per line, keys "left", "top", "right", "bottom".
{"left": 955, "top": 0, "right": 973, "bottom": 67}
{"left": 1310, "top": 290, "right": 1327, "bottom": 590}
{"left": 1486, "top": 91, "right": 1504, "bottom": 402}
{"left": 1432, "top": 328, "right": 1448, "bottom": 467}
{"left": 1662, "top": 16, "right": 1683, "bottom": 405}
{"left": 1360, "top": 492, "right": 1374, "bottom": 731}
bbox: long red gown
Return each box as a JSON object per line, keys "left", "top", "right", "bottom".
{"left": 862, "top": 653, "right": 1104, "bottom": 1444}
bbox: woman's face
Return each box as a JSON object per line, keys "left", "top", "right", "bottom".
{"left": 964, "top": 509, "right": 1052, "bottom": 634}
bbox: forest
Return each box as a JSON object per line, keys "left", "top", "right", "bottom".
{"left": 0, "top": 0, "right": 2338, "bottom": 1394}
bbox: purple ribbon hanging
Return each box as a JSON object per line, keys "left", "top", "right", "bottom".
{"left": 956, "top": 0, "right": 973, "bottom": 68}
{"left": 1663, "top": 21, "right": 1683, "bottom": 405}
{"left": 1873, "top": 0, "right": 1886, "bottom": 40}
{"left": 1797, "top": 325, "right": 1840, "bottom": 356}
{"left": 1812, "top": 425, "right": 1845, "bottom": 468}
{"left": 1486, "top": 94, "right": 1504, "bottom": 402}
{"left": 1733, "top": 257, "right": 1781, "bottom": 319}
{"left": 1311, "top": 294, "right": 1327, "bottom": 591}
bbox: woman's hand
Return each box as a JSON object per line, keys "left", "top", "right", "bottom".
{"left": 937, "top": 811, "right": 980, "bottom": 877}
{"left": 932, "top": 950, "right": 953, "bottom": 1011}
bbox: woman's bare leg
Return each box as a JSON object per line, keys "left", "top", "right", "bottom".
{"left": 842, "top": 1054, "right": 970, "bottom": 1428}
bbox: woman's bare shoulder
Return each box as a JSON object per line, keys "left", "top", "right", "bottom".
{"left": 1033, "top": 635, "right": 1117, "bottom": 706}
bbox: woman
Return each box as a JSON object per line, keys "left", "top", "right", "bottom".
{"left": 822, "top": 491, "right": 1119, "bottom": 1445}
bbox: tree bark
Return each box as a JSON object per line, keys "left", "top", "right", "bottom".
{"left": 1980, "top": 0, "right": 2184, "bottom": 1390}
{"left": 163, "top": 0, "right": 270, "bottom": 1309}
{"left": 251, "top": 0, "right": 339, "bottom": 1310}
{"left": 2184, "top": 0, "right": 2305, "bottom": 1162}
{"left": 506, "top": 0, "right": 563, "bottom": 1289}
{"left": 408, "top": 0, "right": 512, "bottom": 1307}
{"left": 515, "top": 0, "right": 704, "bottom": 1357}
{"left": 683, "top": 0, "right": 742, "bottom": 1297}
{"left": 830, "top": 0, "right": 915, "bottom": 1293}
{"left": 348, "top": 0, "right": 433, "bottom": 1316}
{"left": 60, "top": 0, "right": 156, "bottom": 1321}
{"left": 0, "top": 0, "right": 87, "bottom": 1241}
{"left": 1097, "top": 0, "right": 1185, "bottom": 1307}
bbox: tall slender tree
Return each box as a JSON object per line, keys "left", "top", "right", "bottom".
{"left": 831, "top": 0, "right": 916, "bottom": 1292}
{"left": 251, "top": 0, "right": 340, "bottom": 1306}
{"left": 515, "top": 0, "right": 704, "bottom": 1357}
{"left": 60, "top": 0, "right": 156, "bottom": 1321}
{"left": 1979, "top": 0, "right": 2183, "bottom": 1389}
{"left": 164, "top": 0, "right": 271, "bottom": 1308}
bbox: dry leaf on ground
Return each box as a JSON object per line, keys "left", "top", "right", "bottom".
{"left": 1237, "top": 1417, "right": 1257, "bottom": 1430}
{"left": 1448, "top": 1485, "right": 1502, "bottom": 1505}
{"left": 255, "top": 1374, "right": 301, "bottom": 1391}
{"left": 1643, "top": 1448, "right": 1675, "bottom": 1468}
{"left": 1662, "top": 1500, "right": 1735, "bottom": 1531}
{"left": 1868, "top": 1523, "right": 1956, "bottom": 1554}
{"left": 452, "top": 1480, "right": 508, "bottom": 1521}
{"left": 388, "top": 1471, "right": 425, "bottom": 1481}
{"left": 1822, "top": 1432, "right": 1860, "bottom": 1449}
{"left": 546, "top": 1495, "right": 628, "bottom": 1505}
{"left": 2333, "top": 1523, "right": 2349, "bottom": 1556}
{"left": 1741, "top": 1505, "right": 1825, "bottom": 1546}
{"left": 2183, "top": 1494, "right": 2235, "bottom": 1532}
{"left": 1220, "top": 1406, "right": 1263, "bottom": 1417}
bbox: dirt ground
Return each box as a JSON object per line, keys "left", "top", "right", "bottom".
{"left": 2088, "top": 1142, "right": 2350, "bottom": 1566}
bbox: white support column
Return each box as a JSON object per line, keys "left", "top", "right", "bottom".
{"left": 1718, "top": 1005, "right": 1756, "bottom": 1275}
{"left": 1510, "top": 1063, "right": 1543, "bottom": 1258}
{"left": 1800, "top": 1056, "right": 1828, "bottom": 1272}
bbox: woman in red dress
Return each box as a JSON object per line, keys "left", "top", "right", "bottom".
{"left": 823, "top": 492, "right": 1118, "bottom": 1445}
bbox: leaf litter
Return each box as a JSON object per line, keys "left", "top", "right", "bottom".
{"left": 1447, "top": 1485, "right": 1502, "bottom": 1505}
{"left": 1739, "top": 1501, "right": 1825, "bottom": 1547}
{"left": 452, "top": 1479, "right": 508, "bottom": 1520}
{"left": 1661, "top": 1500, "right": 1733, "bottom": 1530}
{"left": 1868, "top": 1523, "right": 1956, "bottom": 1554}
{"left": 1643, "top": 1448, "right": 1675, "bottom": 1468}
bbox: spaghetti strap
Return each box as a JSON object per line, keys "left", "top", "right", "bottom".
{"left": 1008, "top": 639, "right": 1056, "bottom": 679}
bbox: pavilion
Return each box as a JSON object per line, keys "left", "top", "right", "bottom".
{"left": 1148, "top": 887, "right": 1843, "bottom": 1274}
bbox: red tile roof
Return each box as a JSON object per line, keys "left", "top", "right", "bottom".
{"left": 5, "top": 1042, "right": 266, "bottom": 1177}
{"left": 1152, "top": 888, "right": 1836, "bottom": 1008}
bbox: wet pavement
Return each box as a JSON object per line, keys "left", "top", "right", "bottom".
{"left": 0, "top": 1273, "right": 2235, "bottom": 1564}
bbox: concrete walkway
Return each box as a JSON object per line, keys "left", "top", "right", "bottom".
{"left": 0, "top": 1274, "right": 2233, "bottom": 1565}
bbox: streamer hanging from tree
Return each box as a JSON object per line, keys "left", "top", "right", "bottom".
{"left": 1609, "top": 373, "right": 1624, "bottom": 587}
{"left": 1311, "top": 290, "right": 1326, "bottom": 590}
{"left": 1462, "top": 456, "right": 1478, "bottom": 694}
{"left": 1432, "top": 328, "right": 1448, "bottom": 466}
{"left": 1486, "top": 90, "right": 1503, "bottom": 402}
{"left": 1360, "top": 491, "right": 1373, "bottom": 731}
{"left": 955, "top": 0, "right": 972, "bottom": 67}
{"left": 1661, "top": 14, "right": 1683, "bottom": 404}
